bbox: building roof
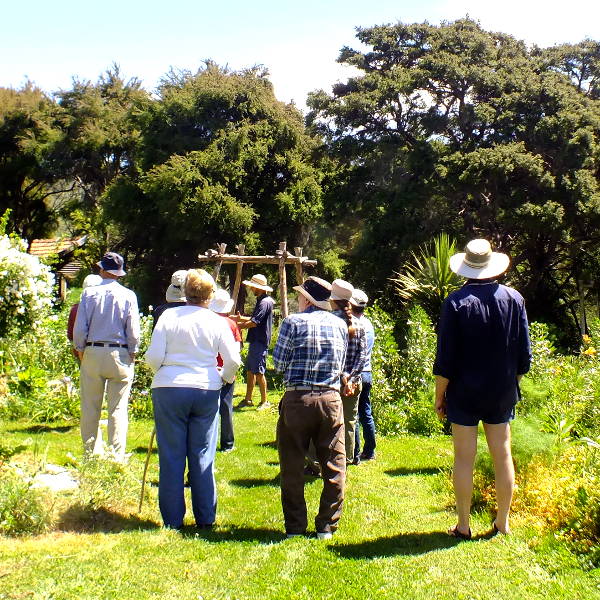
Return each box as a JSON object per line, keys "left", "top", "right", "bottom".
{"left": 28, "top": 236, "right": 87, "bottom": 258}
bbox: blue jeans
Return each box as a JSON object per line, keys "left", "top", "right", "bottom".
{"left": 354, "top": 372, "right": 376, "bottom": 459}
{"left": 152, "top": 387, "right": 220, "bottom": 528}
{"left": 219, "top": 382, "right": 235, "bottom": 450}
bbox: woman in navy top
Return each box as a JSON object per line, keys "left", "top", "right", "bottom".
{"left": 433, "top": 239, "right": 531, "bottom": 539}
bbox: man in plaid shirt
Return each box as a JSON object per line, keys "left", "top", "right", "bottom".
{"left": 273, "top": 276, "right": 365, "bottom": 540}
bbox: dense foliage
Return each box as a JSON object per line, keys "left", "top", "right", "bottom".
{"left": 307, "top": 19, "right": 600, "bottom": 343}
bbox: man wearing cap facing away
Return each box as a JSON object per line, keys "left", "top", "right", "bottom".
{"left": 73, "top": 252, "right": 140, "bottom": 461}
{"left": 233, "top": 274, "right": 275, "bottom": 409}
{"left": 273, "top": 276, "right": 364, "bottom": 540}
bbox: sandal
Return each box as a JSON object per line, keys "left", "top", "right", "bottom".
{"left": 447, "top": 525, "right": 472, "bottom": 540}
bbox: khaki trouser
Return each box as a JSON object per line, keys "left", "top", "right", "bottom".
{"left": 277, "top": 389, "right": 346, "bottom": 535}
{"left": 79, "top": 346, "right": 134, "bottom": 460}
{"left": 341, "top": 381, "right": 362, "bottom": 462}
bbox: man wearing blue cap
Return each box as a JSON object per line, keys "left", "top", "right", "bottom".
{"left": 73, "top": 252, "right": 140, "bottom": 461}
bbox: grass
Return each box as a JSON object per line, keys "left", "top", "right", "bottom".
{"left": 1, "top": 386, "right": 599, "bottom": 599}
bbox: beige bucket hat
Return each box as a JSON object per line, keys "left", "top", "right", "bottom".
{"left": 165, "top": 270, "right": 188, "bottom": 303}
{"left": 209, "top": 288, "right": 234, "bottom": 314}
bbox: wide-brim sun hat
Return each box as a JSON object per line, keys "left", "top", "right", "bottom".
{"left": 210, "top": 288, "right": 235, "bottom": 314}
{"left": 351, "top": 289, "right": 368, "bottom": 308}
{"left": 242, "top": 273, "right": 273, "bottom": 292}
{"left": 330, "top": 279, "right": 354, "bottom": 302}
{"left": 165, "top": 269, "right": 188, "bottom": 303}
{"left": 449, "top": 239, "right": 510, "bottom": 279}
{"left": 97, "top": 251, "right": 126, "bottom": 277}
{"left": 293, "top": 276, "right": 332, "bottom": 311}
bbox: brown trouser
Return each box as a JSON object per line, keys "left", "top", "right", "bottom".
{"left": 277, "top": 389, "right": 346, "bottom": 534}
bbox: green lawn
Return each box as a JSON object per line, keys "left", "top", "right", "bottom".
{"left": 1, "top": 386, "right": 599, "bottom": 600}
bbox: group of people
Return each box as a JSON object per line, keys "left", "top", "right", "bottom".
{"left": 70, "top": 237, "right": 530, "bottom": 540}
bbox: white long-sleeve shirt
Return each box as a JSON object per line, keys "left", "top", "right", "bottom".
{"left": 145, "top": 305, "right": 241, "bottom": 389}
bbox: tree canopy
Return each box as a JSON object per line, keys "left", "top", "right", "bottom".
{"left": 307, "top": 19, "right": 600, "bottom": 342}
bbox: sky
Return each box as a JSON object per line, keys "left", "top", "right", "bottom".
{"left": 1, "top": 0, "right": 599, "bottom": 112}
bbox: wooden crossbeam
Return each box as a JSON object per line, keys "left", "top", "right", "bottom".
{"left": 198, "top": 243, "right": 315, "bottom": 317}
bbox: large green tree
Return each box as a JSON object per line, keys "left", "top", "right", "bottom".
{"left": 307, "top": 19, "right": 600, "bottom": 342}
{"left": 104, "top": 63, "right": 324, "bottom": 304}
{"left": 0, "top": 84, "right": 65, "bottom": 239}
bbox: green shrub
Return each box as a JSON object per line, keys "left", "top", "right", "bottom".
{"left": 367, "top": 302, "right": 403, "bottom": 434}
{"left": 0, "top": 468, "right": 51, "bottom": 536}
{"left": 368, "top": 303, "right": 438, "bottom": 436}
{"left": 76, "top": 455, "right": 140, "bottom": 511}
{"left": 404, "top": 389, "right": 444, "bottom": 436}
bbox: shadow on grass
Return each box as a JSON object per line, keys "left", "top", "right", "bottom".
{"left": 384, "top": 467, "right": 448, "bottom": 477}
{"left": 58, "top": 505, "right": 159, "bottom": 534}
{"left": 331, "top": 531, "right": 466, "bottom": 559}
{"left": 229, "top": 476, "right": 280, "bottom": 488}
{"left": 8, "top": 424, "right": 76, "bottom": 434}
{"left": 181, "top": 525, "right": 285, "bottom": 544}
{"left": 259, "top": 441, "right": 277, "bottom": 449}
{"left": 131, "top": 445, "right": 158, "bottom": 455}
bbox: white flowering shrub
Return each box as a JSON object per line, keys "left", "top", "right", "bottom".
{"left": 0, "top": 235, "right": 55, "bottom": 338}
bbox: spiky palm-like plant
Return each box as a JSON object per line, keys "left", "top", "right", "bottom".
{"left": 391, "top": 233, "right": 463, "bottom": 324}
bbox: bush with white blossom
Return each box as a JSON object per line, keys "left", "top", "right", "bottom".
{"left": 0, "top": 235, "right": 55, "bottom": 338}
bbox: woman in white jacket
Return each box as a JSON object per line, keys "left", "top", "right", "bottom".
{"left": 146, "top": 269, "right": 241, "bottom": 529}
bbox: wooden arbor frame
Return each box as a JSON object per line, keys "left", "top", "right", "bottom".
{"left": 197, "top": 242, "right": 316, "bottom": 318}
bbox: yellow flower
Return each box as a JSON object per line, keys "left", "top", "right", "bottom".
{"left": 582, "top": 347, "right": 597, "bottom": 356}
{"left": 582, "top": 334, "right": 591, "bottom": 344}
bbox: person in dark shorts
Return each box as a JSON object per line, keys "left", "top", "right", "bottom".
{"left": 233, "top": 274, "right": 274, "bottom": 409}
{"left": 433, "top": 239, "right": 531, "bottom": 539}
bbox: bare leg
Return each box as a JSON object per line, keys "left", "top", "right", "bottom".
{"left": 244, "top": 371, "right": 256, "bottom": 404}
{"left": 256, "top": 373, "right": 268, "bottom": 405}
{"left": 451, "top": 423, "right": 478, "bottom": 536}
{"left": 483, "top": 422, "right": 514, "bottom": 534}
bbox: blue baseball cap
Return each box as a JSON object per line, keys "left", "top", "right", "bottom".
{"left": 97, "top": 252, "right": 126, "bottom": 277}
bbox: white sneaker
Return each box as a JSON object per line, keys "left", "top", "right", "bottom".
{"left": 316, "top": 532, "right": 333, "bottom": 540}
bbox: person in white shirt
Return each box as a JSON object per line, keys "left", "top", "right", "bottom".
{"left": 145, "top": 269, "right": 241, "bottom": 529}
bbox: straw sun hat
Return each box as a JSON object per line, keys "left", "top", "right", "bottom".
{"left": 242, "top": 273, "right": 273, "bottom": 292}
{"left": 449, "top": 239, "right": 509, "bottom": 280}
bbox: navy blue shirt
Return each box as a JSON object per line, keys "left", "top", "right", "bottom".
{"left": 247, "top": 294, "right": 274, "bottom": 346}
{"left": 433, "top": 281, "right": 531, "bottom": 415}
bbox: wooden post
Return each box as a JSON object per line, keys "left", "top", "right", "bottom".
{"left": 278, "top": 241, "right": 288, "bottom": 318}
{"left": 294, "top": 247, "right": 304, "bottom": 285}
{"left": 232, "top": 244, "right": 245, "bottom": 313}
{"left": 213, "top": 243, "right": 227, "bottom": 281}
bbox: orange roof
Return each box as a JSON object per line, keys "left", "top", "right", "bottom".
{"left": 28, "top": 236, "right": 86, "bottom": 258}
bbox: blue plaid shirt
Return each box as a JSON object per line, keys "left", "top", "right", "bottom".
{"left": 332, "top": 310, "right": 367, "bottom": 384}
{"left": 273, "top": 307, "right": 351, "bottom": 390}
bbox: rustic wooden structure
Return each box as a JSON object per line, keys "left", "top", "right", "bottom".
{"left": 197, "top": 242, "right": 317, "bottom": 318}
{"left": 28, "top": 236, "right": 87, "bottom": 300}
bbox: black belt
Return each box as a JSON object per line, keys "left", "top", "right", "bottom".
{"left": 286, "top": 385, "right": 335, "bottom": 392}
{"left": 86, "top": 342, "right": 128, "bottom": 348}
